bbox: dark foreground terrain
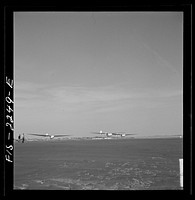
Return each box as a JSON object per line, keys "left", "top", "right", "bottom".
{"left": 14, "top": 138, "right": 183, "bottom": 190}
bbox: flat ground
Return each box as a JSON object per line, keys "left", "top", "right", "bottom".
{"left": 14, "top": 138, "right": 183, "bottom": 190}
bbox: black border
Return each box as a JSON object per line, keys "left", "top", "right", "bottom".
{"left": 2, "top": 1, "right": 192, "bottom": 197}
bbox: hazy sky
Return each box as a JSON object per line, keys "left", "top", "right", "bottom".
{"left": 14, "top": 12, "right": 183, "bottom": 138}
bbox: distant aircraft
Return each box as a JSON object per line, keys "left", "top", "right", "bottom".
{"left": 91, "top": 130, "right": 113, "bottom": 137}
{"left": 172, "top": 134, "right": 183, "bottom": 138}
{"left": 111, "top": 132, "right": 135, "bottom": 137}
{"left": 91, "top": 131, "right": 135, "bottom": 138}
{"left": 28, "top": 133, "right": 70, "bottom": 139}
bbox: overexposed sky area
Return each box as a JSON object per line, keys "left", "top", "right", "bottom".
{"left": 14, "top": 12, "right": 183, "bottom": 138}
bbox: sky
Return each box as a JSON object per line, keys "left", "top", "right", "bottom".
{"left": 14, "top": 12, "right": 183, "bottom": 138}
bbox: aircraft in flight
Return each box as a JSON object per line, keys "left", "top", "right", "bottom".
{"left": 91, "top": 130, "right": 113, "bottom": 137}
{"left": 91, "top": 131, "right": 135, "bottom": 138}
{"left": 28, "top": 133, "right": 71, "bottom": 139}
{"left": 111, "top": 132, "right": 135, "bottom": 137}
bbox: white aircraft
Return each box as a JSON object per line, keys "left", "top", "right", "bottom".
{"left": 111, "top": 132, "right": 135, "bottom": 137}
{"left": 91, "top": 130, "right": 113, "bottom": 137}
{"left": 91, "top": 131, "right": 135, "bottom": 138}
{"left": 28, "top": 133, "right": 70, "bottom": 139}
